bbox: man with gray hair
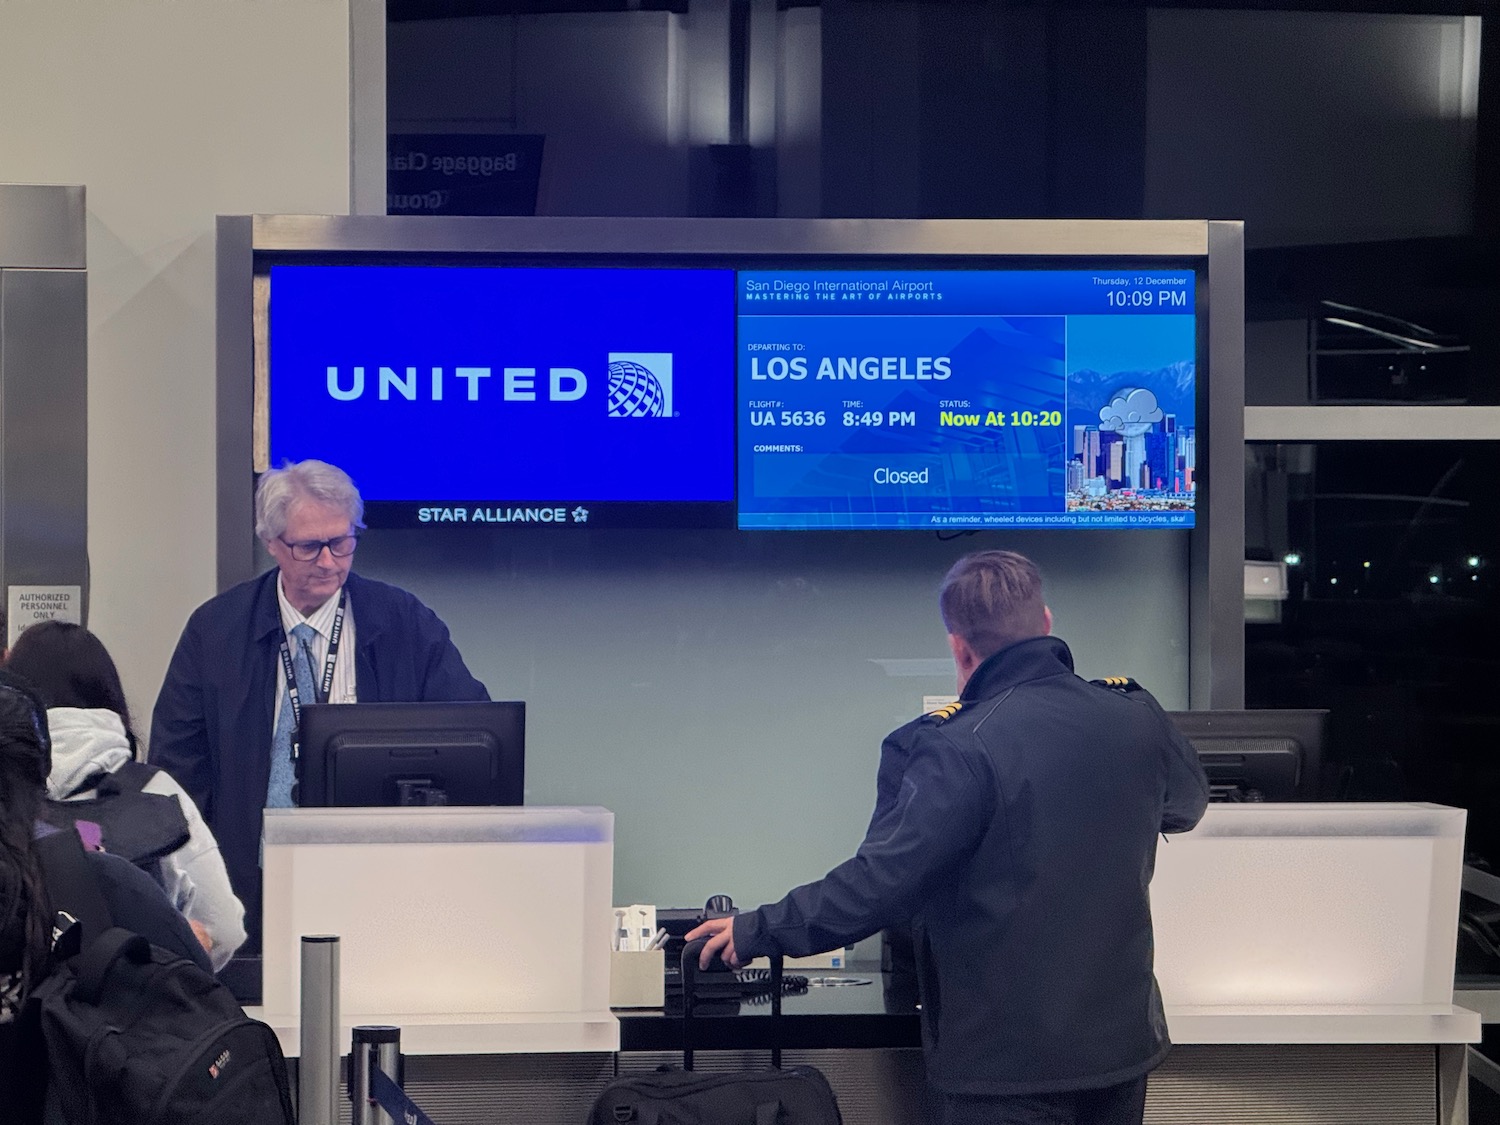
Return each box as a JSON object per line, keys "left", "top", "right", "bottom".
{"left": 690, "top": 549, "right": 1208, "bottom": 1125}
{"left": 151, "top": 460, "right": 488, "bottom": 955}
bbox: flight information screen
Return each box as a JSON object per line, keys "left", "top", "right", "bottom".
{"left": 735, "top": 269, "right": 1198, "bottom": 529}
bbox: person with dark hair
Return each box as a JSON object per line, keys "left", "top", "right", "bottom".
{"left": 0, "top": 673, "right": 57, "bottom": 1019}
{"left": 690, "top": 550, "right": 1210, "bottom": 1125}
{"left": 0, "top": 669, "right": 208, "bottom": 1110}
{"left": 5, "top": 621, "right": 245, "bottom": 971}
{"left": 150, "top": 459, "right": 489, "bottom": 953}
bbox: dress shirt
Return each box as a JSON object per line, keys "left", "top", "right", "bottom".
{"left": 273, "top": 576, "right": 358, "bottom": 744}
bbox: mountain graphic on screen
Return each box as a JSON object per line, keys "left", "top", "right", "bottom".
{"left": 1068, "top": 362, "right": 1195, "bottom": 420}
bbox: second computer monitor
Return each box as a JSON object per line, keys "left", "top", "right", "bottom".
{"left": 296, "top": 700, "right": 525, "bottom": 808}
{"left": 1165, "top": 708, "right": 1329, "bottom": 802}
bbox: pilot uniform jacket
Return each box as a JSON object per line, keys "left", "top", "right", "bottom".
{"left": 732, "top": 635, "right": 1210, "bottom": 1097}
{"left": 149, "top": 569, "right": 489, "bottom": 947}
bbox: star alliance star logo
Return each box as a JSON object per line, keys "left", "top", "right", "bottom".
{"left": 571, "top": 507, "right": 589, "bottom": 523}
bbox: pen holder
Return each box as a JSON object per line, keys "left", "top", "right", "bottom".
{"left": 609, "top": 948, "right": 665, "bottom": 1009}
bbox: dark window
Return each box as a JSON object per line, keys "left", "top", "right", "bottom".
{"left": 1247, "top": 440, "right": 1500, "bottom": 861}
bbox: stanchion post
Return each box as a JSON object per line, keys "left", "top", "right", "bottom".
{"left": 349, "top": 1025, "right": 402, "bottom": 1125}
{"left": 298, "top": 935, "right": 341, "bottom": 1125}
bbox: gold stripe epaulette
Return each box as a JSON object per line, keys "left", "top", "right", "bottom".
{"left": 1092, "top": 675, "right": 1142, "bottom": 692}
{"left": 924, "top": 700, "right": 965, "bottom": 724}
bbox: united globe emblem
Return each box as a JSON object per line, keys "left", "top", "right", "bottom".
{"left": 606, "top": 359, "right": 666, "bottom": 418}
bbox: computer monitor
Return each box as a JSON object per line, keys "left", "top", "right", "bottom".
{"left": 1165, "top": 709, "right": 1329, "bottom": 802}
{"left": 295, "top": 701, "right": 525, "bottom": 807}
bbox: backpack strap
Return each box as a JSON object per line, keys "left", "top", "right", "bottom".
{"left": 70, "top": 928, "right": 151, "bottom": 1005}
{"left": 34, "top": 825, "right": 116, "bottom": 947}
{"left": 98, "top": 759, "right": 158, "bottom": 797}
{"left": 61, "top": 770, "right": 108, "bottom": 799}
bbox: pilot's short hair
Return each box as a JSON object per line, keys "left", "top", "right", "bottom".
{"left": 939, "top": 550, "right": 1048, "bottom": 661}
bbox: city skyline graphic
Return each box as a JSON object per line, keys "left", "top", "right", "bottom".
{"left": 1065, "top": 368, "right": 1196, "bottom": 514}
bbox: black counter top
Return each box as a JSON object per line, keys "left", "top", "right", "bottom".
{"left": 616, "top": 967, "right": 922, "bottom": 1052}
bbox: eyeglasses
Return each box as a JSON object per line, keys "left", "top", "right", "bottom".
{"left": 279, "top": 534, "right": 360, "bottom": 562}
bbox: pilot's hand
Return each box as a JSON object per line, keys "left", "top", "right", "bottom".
{"left": 685, "top": 916, "right": 741, "bottom": 970}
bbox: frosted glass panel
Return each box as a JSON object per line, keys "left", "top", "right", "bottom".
{"left": 352, "top": 528, "right": 1189, "bottom": 908}
{"left": 1153, "top": 803, "right": 1466, "bottom": 1008}
{"left": 261, "top": 807, "right": 614, "bottom": 1019}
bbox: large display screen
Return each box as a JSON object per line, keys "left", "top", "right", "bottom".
{"left": 265, "top": 262, "right": 1198, "bottom": 531}
{"left": 736, "top": 269, "right": 1197, "bottom": 529}
{"left": 268, "top": 265, "right": 738, "bottom": 528}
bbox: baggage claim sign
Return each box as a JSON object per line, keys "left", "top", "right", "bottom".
{"left": 267, "top": 266, "right": 738, "bottom": 528}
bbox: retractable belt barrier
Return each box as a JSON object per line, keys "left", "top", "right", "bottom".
{"left": 370, "top": 1065, "right": 440, "bottom": 1125}
{"left": 350, "top": 1024, "right": 441, "bottom": 1125}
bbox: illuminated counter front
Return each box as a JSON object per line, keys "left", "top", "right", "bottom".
{"left": 256, "top": 806, "right": 617, "bottom": 1055}
{"left": 615, "top": 802, "right": 1477, "bottom": 1125}
{"left": 248, "top": 803, "right": 1476, "bottom": 1125}
{"left": 1151, "top": 802, "right": 1478, "bottom": 1044}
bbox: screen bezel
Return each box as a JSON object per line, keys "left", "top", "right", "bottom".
{"left": 253, "top": 247, "right": 1207, "bottom": 532}
{"left": 222, "top": 216, "right": 1245, "bottom": 709}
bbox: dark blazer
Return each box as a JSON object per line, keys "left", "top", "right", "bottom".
{"left": 733, "top": 636, "right": 1209, "bottom": 1097}
{"left": 148, "top": 569, "right": 489, "bottom": 944}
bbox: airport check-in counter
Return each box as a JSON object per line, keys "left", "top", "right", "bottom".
{"left": 255, "top": 806, "right": 617, "bottom": 1054}
{"left": 256, "top": 803, "right": 1476, "bottom": 1125}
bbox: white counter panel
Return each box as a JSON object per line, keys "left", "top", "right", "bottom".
{"left": 1153, "top": 803, "right": 1466, "bottom": 1010}
{"left": 261, "top": 806, "right": 614, "bottom": 1027}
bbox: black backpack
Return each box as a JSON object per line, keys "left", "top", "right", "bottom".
{"left": 38, "top": 759, "right": 191, "bottom": 870}
{"left": 24, "top": 828, "right": 295, "bottom": 1125}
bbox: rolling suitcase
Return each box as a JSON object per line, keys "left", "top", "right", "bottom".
{"left": 588, "top": 939, "right": 843, "bottom": 1125}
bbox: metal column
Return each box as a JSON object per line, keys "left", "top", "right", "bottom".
{"left": 0, "top": 184, "right": 88, "bottom": 642}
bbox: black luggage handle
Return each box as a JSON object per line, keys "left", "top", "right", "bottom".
{"left": 71, "top": 928, "right": 152, "bottom": 1005}
{"left": 681, "top": 938, "right": 785, "bottom": 1071}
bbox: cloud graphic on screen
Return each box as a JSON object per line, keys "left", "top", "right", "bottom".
{"left": 1099, "top": 388, "right": 1164, "bottom": 436}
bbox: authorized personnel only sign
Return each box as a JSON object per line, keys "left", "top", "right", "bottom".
{"left": 7, "top": 585, "right": 81, "bottom": 647}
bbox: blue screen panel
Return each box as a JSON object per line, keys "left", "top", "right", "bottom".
{"left": 268, "top": 265, "right": 737, "bottom": 528}
{"left": 735, "top": 269, "right": 1197, "bottom": 529}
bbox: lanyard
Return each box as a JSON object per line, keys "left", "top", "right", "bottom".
{"left": 278, "top": 588, "right": 346, "bottom": 759}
